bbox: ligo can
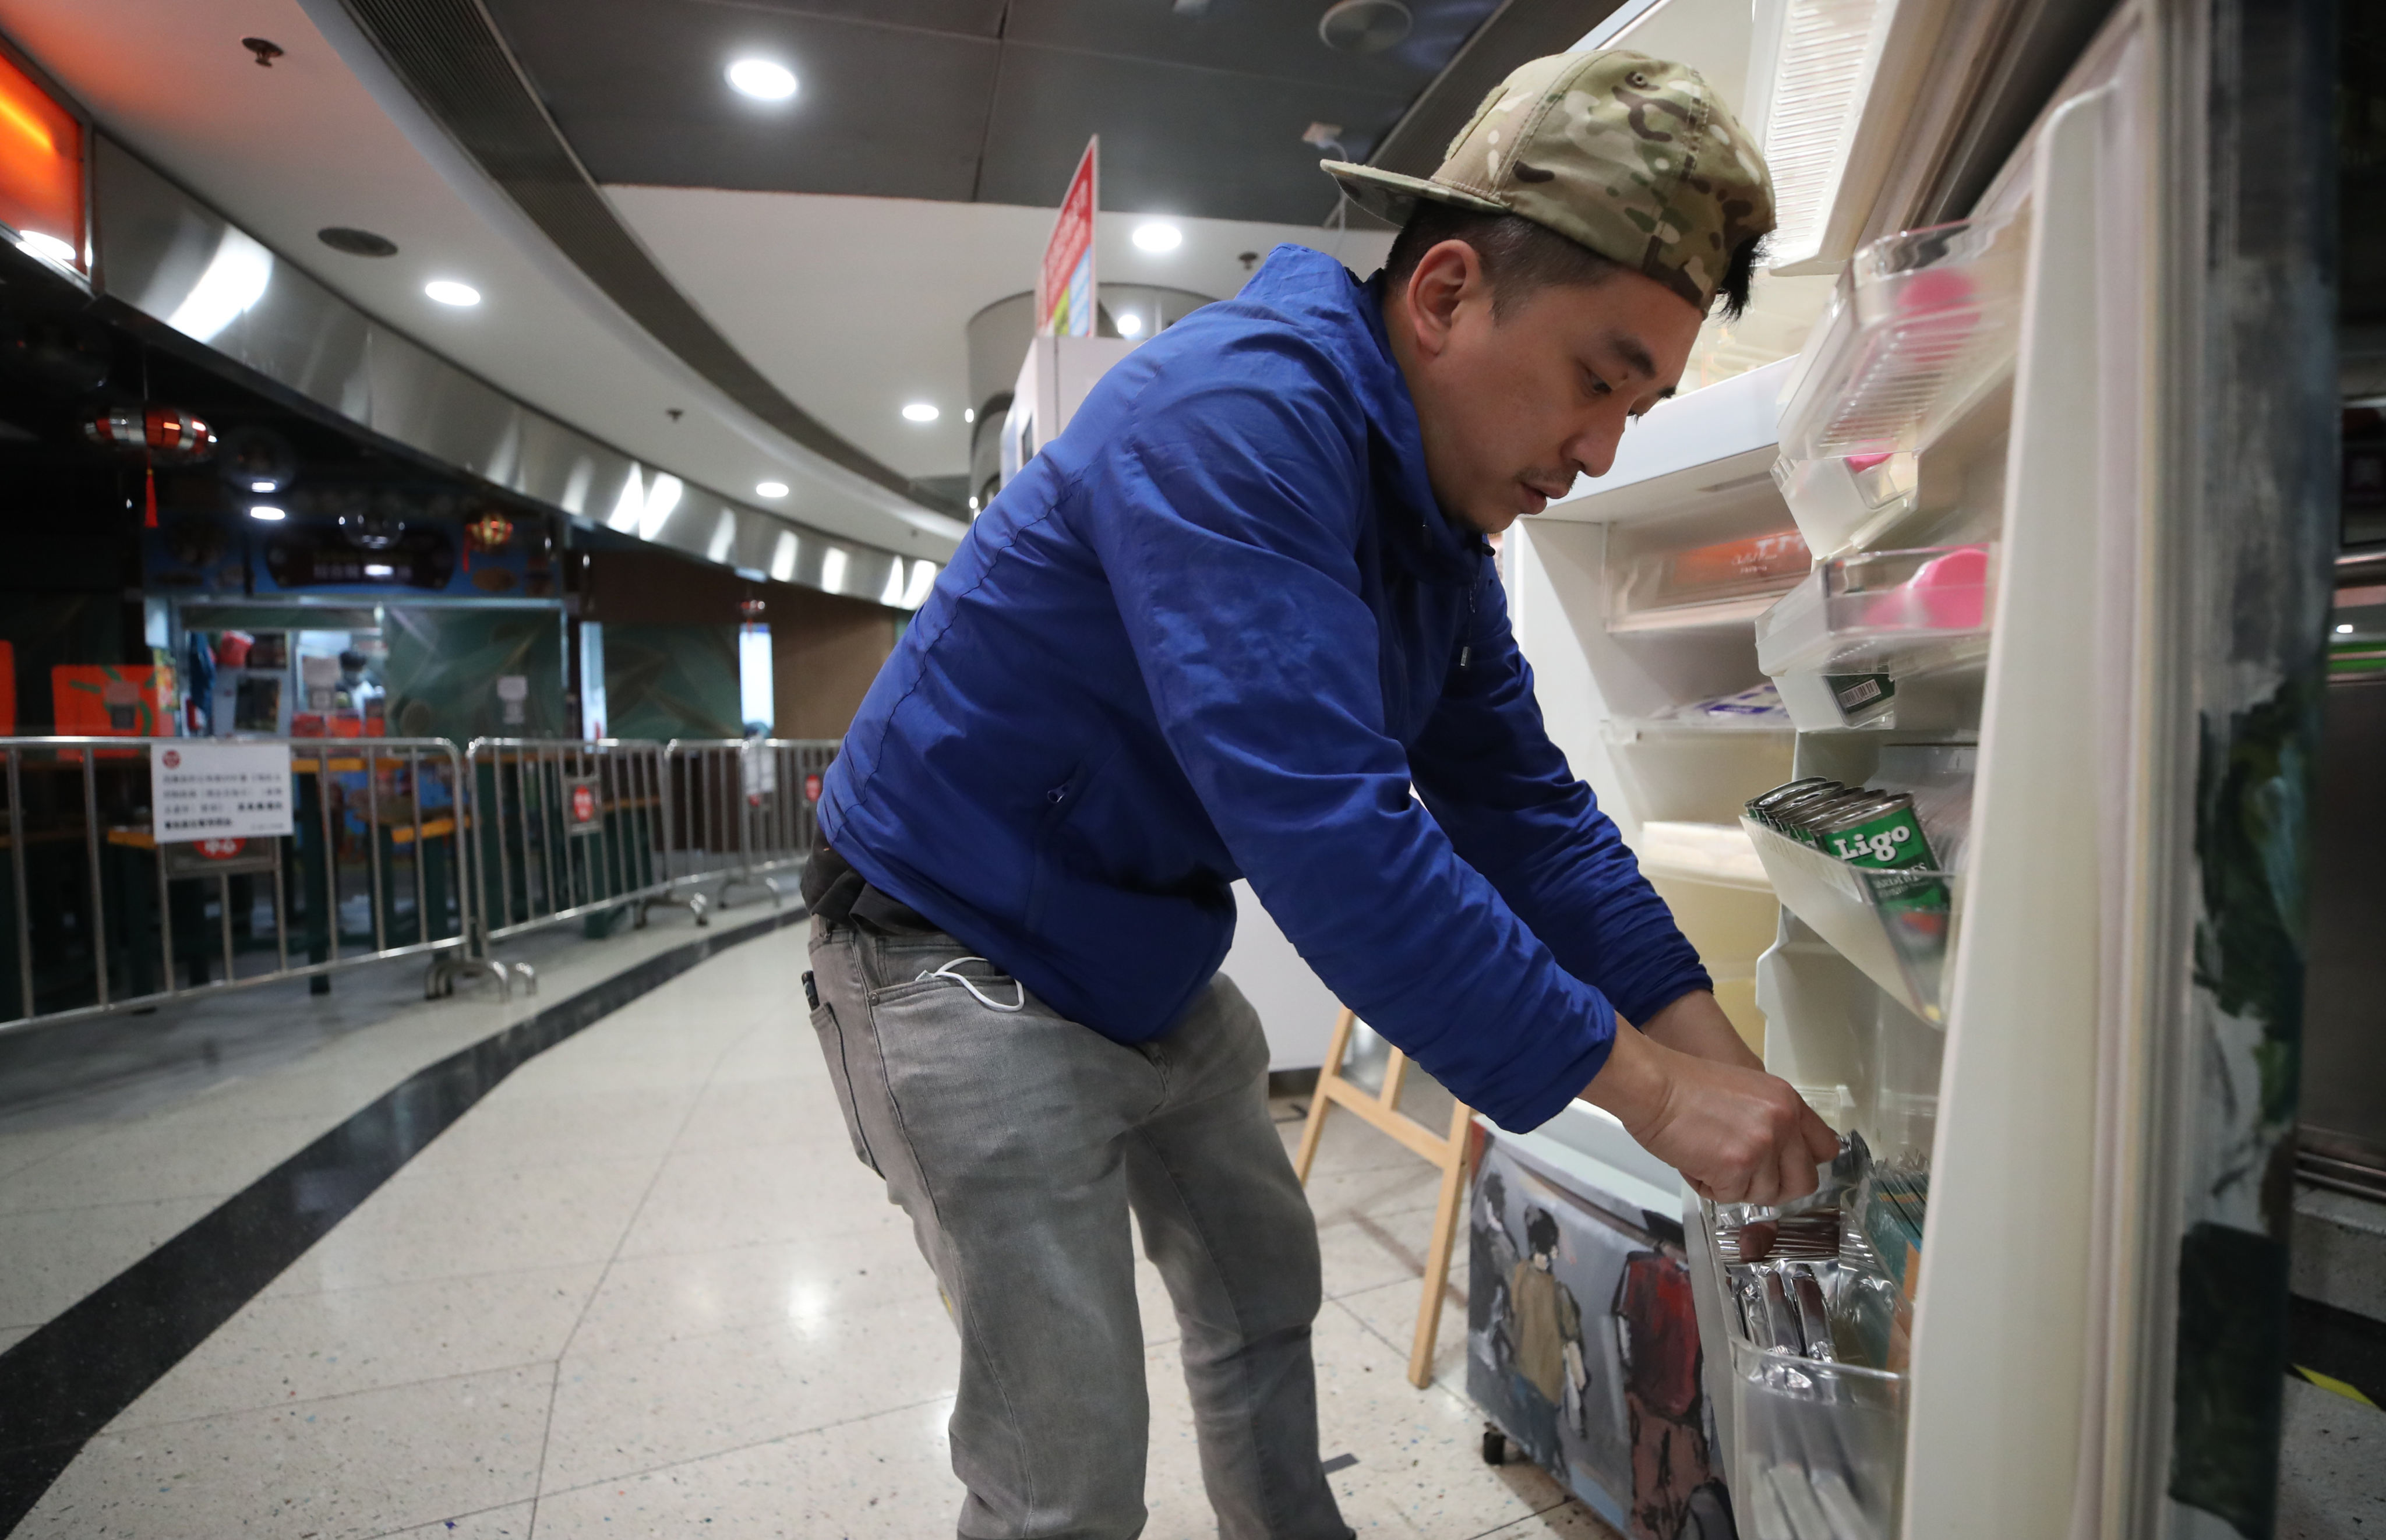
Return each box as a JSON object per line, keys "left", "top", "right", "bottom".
{"left": 1813, "top": 792, "right": 1947, "bottom": 908}
{"left": 1745, "top": 778, "right": 1837, "bottom": 829}
{"left": 1771, "top": 787, "right": 1872, "bottom": 846}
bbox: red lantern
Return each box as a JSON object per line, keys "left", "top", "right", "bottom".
{"left": 465, "top": 511, "right": 515, "bottom": 552}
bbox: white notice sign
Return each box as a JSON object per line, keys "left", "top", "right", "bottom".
{"left": 151, "top": 741, "right": 295, "bottom": 843}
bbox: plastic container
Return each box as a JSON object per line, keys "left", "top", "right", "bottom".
{"left": 1695, "top": 1199, "right": 1910, "bottom": 1540}
{"left": 1607, "top": 528, "right": 1813, "bottom": 634}
{"left": 1741, "top": 819, "right": 1956, "bottom": 1023}
{"left": 1755, "top": 545, "right": 1993, "bottom": 731}
{"left": 1774, "top": 218, "right": 2025, "bottom": 555}
{"left": 1768, "top": 451, "right": 1919, "bottom": 561}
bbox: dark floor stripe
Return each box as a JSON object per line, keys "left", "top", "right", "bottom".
{"left": 2289, "top": 1291, "right": 2386, "bottom": 1409}
{"left": 0, "top": 907, "right": 806, "bottom": 1534}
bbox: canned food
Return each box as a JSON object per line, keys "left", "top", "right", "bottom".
{"left": 1813, "top": 792, "right": 1947, "bottom": 908}
{"left": 1771, "top": 787, "right": 1872, "bottom": 845}
{"left": 1810, "top": 793, "right": 1935, "bottom": 870}
{"left": 1745, "top": 778, "right": 1838, "bottom": 829}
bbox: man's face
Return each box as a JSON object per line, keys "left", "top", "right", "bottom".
{"left": 1389, "top": 239, "right": 1706, "bottom": 535}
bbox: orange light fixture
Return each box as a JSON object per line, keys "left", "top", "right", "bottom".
{"left": 0, "top": 51, "right": 82, "bottom": 270}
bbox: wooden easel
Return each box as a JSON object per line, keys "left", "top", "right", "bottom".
{"left": 1292, "top": 1006, "right": 1474, "bottom": 1388}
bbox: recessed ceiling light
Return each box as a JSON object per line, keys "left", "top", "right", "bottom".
{"left": 1117, "top": 312, "right": 1145, "bottom": 337}
{"left": 2339, "top": 623, "right": 2357, "bottom": 634}
{"left": 248, "top": 504, "right": 287, "bottom": 521}
{"left": 1132, "top": 221, "right": 1183, "bottom": 253}
{"left": 250, "top": 479, "right": 277, "bottom": 493}
{"left": 901, "top": 402, "right": 939, "bottom": 423}
{"left": 17, "top": 231, "right": 75, "bottom": 264}
{"left": 963, "top": 407, "right": 976, "bottom": 424}
{"left": 756, "top": 480, "right": 789, "bottom": 499}
{"left": 425, "top": 280, "right": 480, "bottom": 306}
{"left": 727, "top": 58, "right": 798, "bottom": 101}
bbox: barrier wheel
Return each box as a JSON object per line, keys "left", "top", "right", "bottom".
{"left": 1480, "top": 1428, "right": 1505, "bottom": 1466}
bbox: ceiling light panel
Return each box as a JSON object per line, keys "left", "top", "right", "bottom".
{"left": 425, "top": 279, "right": 481, "bottom": 306}
{"left": 1132, "top": 221, "right": 1183, "bottom": 253}
{"left": 901, "top": 402, "right": 939, "bottom": 423}
{"left": 726, "top": 58, "right": 799, "bottom": 101}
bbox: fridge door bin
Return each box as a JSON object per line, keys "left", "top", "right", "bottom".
{"left": 1775, "top": 217, "right": 2026, "bottom": 474}
{"left": 1754, "top": 546, "right": 1993, "bottom": 678}
{"left": 1756, "top": 546, "right": 1992, "bottom": 732}
{"left": 1692, "top": 1198, "right": 1910, "bottom": 1540}
{"left": 1740, "top": 820, "right": 1956, "bottom": 1023}
{"left": 1768, "top": 453, "right": 1919, "bottom": 563}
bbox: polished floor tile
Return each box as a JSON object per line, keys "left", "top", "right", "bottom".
{"left": 0, "top": 1111, "right": 347, "bottom": 1216}
{"left": 9, "top": 927, "right": 1615, "bottom": 1538}
{"left": 111, "top": 1263, "right": 605, "bottom": 1431}
{"left": 527, "top": 1394, "right": 962, "bottom": 1537}
{"left": 17, "top": 1364, "right": 552, "bottom": 1540}
{"left": 0, "top": 1195, "right": 220, "bottom": 1329}
{"left": 563, "top": 1224, "right": 931, "bottom": 1360}
{"left": 537, "top": 1287, "right": 961, "bottom": 1494}
{"left": 263, "top": 1156, "right": 662, "bottom": 1298}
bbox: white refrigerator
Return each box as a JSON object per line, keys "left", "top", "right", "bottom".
{"left": 1498, "top": 0, "right": 2334, "bottom": 1535}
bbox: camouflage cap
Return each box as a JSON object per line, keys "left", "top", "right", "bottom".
{"left": 1323, "top": 50, "right": 1775, "bottom": 313}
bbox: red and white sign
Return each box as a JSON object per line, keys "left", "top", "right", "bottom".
{"left": 803, "top": 773, "right": 823, "bottom": 804}
{"left": 1036, "top": 137, "right": 1098, "bottom": 337}
{"left": 565, "top": 775, "right": 602, "bottom": 836}
{"left": 196, "top": 838, "right": 246, "bottom": 860}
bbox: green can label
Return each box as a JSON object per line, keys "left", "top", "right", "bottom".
{"left": 1823, "top": 809, "right": 1929, "bottom": 868}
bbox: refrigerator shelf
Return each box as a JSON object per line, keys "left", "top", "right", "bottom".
{"left": 1607, "top": 527, "right": 1813, "bottom": 637}
{"left": 1774, "top": 218, "right": 2025, "bottom": 556}
{"left": 1636, "top": 820, "right": 1773, "bottom": 892}
{"left": 1756, "top": 545, "right": 1993, "bottom": 732}
{"left": 1741, "top": 819, "right": 1956, "bottom": 1024}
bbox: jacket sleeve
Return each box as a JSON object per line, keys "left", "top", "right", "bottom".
{"left": 1078, "top": 354, "right": 1621, "bottom": 1131}
{"left": 1407, "top": 569, "right": 1713, "bottom": 1028}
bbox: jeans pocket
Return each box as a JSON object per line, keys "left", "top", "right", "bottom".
{"left": 810, "top": 999, "right": 882, "bottom": 1175}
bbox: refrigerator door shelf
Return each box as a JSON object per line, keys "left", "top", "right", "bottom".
{"left": 1690, "top": 1194, "right": 1910, "bottom": 1540}
{"left": 1741, "top": 820, "right": 1956, "bottom": 1024}
{"left": 1755, "top": 546, "right": 1995, "bottom": 678}
{"left": 1776, "top": 217, "right": 2027, "bottom": 471}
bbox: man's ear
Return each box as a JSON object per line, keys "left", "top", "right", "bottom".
{"left": 1403, "top": 238, "right": 1481, "bottom": 361}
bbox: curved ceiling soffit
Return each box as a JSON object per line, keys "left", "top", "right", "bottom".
{"left": 322, "top": 0, "right": 950, "bottom": 520}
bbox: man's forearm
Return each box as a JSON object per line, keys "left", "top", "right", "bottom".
{"left": 1634, "top": 990, "right": 1763, "bottom": 1073}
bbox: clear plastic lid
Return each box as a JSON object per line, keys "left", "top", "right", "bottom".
{"left": 1777, "top": 216, "right": 2027, "bottom": 469}
{"left": 1755, "top": 543, "right": 1995, "bottom": 681}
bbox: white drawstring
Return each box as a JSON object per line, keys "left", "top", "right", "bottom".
{"left": 916, "top": 956, "right": 1025, "bottom": 1012}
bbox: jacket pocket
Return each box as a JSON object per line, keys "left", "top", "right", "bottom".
{"left": 809, "top": 999, "right": 881, "bottom": 1175}
{"left": 1021, "top": 743, "right": 1118, "bottom": 931}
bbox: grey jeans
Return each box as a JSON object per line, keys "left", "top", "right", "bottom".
{"left": 806, "top": 916, "right": 1349, "bottom": 1540}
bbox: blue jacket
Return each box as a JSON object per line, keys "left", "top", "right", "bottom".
{"left": 820, "top": 245, "right": 1709, "bottom": 1131}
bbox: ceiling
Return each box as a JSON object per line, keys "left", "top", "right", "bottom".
{"left": 482, "top": 0, "right": 1505, "bottom": 225}
{"left": 604, "top": 189, "right": 1392, "bottom": 476}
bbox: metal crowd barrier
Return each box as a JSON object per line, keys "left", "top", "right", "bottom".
{"left": 434, "top": 737, "right": 838, "bottom": 998}
{"left": 655, "top": 739, "right": 837, "bottom": 916}
{"left": 0, "top": 736, "right": 479, "bottom": 1033}
{"left": 0, "top": 733, "right": 842, "bottom": 1033}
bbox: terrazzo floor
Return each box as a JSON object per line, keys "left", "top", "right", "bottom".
{"left": 8, "top": 925, "right": 1611, "bottom": 1538}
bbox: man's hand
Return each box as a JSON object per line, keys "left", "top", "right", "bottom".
{"left": 1580, "top": 1016, "right": 1838, "bottom": 1206}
